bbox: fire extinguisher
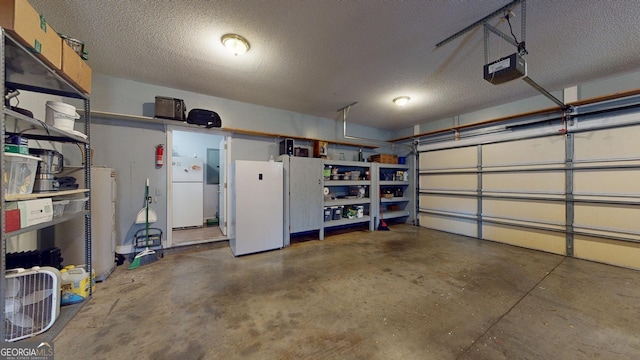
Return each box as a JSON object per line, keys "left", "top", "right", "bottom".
{"left": 156, "top": 144, "right": 164, "bottom": 167}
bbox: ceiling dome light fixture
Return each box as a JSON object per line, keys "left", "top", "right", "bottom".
{"left": 393, "top": 96, "right": 411, "bottom": 107}
{"left": 221, "top": 33, "right": 250, "bottom": 55}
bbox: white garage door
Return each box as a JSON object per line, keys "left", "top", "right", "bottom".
{"left": 418, "top": 110, "right": 640, "bottom": 269}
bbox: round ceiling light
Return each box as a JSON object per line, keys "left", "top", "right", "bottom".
{"left": 393, "top": 96, "right": 411, "bottom": 107}
{"left": 221, "top": 34, "right": 250, "bottom": 55}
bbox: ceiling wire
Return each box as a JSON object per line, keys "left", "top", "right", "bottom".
{"left": 338, "top": 102, "right": 413, "bottom": 149}
{"left": 505, "top": 12, "right": 519, "bottom": 44}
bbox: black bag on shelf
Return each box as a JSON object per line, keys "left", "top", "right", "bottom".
{"left": 187, "top": 109, "right": 221, "bottom": 128}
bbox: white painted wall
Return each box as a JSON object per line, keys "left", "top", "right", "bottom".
{"left": 88, "top": 74, "right": 392, "bottom": 143}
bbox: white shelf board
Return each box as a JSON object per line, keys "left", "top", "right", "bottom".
{"left": 323, "top": 216, "right": 371, "bottom": 228}
{"left": 325, "top": 198, "right": 371, "bottom": 206}
{"left": 382, "top": 210, "right": 411, "bottom": 219}
{"left": 6, "top": 189, "right": 89, "bottom": 201}
{"left": 380, "top": 181, "right": 410, "bottom": 186}
{"left": 324, "top": 180, "right": 370, "bottom": 186}
{"left": 381, "top": 196, "right": 411, "bottom": 203}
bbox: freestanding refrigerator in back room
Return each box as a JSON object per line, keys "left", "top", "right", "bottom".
{"left": 230, "top": 160, "right": 283, "bottom": 256}
{"left": 172, "top": 157, "right": 204, "bottom": 228}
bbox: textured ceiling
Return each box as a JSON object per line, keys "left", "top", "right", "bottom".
{"left": 29, "top": 0, "right": 640, "bottom": 131}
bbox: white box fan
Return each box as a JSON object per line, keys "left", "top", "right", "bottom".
{"left": 4, "top": 267, "right": 61, "bottom": 342}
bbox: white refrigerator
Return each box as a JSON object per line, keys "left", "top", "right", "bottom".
{"left": 231, "top": 160, "right": 283, "bottom": 256}
{"left": 172, "top": 157, "right": 204, "bottom": 228}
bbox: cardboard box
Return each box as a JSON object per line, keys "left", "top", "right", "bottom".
{"left": 60, "top": 40, "right": 92, "bottom": 93}
{"left": 369, "top": 154, "right": 398, "bottom": 164}
{"left": 7, "top": 198, "right": 53, "bottom": 228}
{"left": 0, "top": 0, "right": 62, "bottom": 70}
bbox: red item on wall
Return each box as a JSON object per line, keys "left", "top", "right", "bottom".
{"left": 156, "top": 144, "right": 164, "bottom": 167}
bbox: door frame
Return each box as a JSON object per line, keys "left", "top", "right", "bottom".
{"left": 166, "top": 126, "right": 231, "bottom": 248}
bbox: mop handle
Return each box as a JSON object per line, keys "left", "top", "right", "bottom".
{"left": 145, "top": 178, "right": 150, "bottom": 247}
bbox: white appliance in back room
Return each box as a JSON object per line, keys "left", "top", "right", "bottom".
{"left": 172, "top": 157, "right": 204, "bottom": 228}
{"left": 56, "top": 166, "right": 117, "bottom": 282}
{"left": 231, "top": 160, "right": 283, "bottom": 256}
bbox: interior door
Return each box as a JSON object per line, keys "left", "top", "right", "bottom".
{"left": 218, "top": 136, "right": 227, "bottom": 235}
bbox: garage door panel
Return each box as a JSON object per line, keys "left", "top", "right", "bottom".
{"left": 483, "top": 172, "right": 564, "bottom": 193}
{"left": 574, "top": 126, "right": 640, "bottom": 162}
{"left": 483, "top": 199, "right": 564, "bottom": 224}
{"left": 574, "top": 204, "right": 640, "bottom": 233}
{"left": 574, "top": 236, "right": 640, "bottom": 270}
{"left": 482, "top": 137, "right": 564, "bottom": 167}
{"left": 420, "top": 147, "right": 477, "bottom": 169}
{"left": 420, "top": 174, "right": 477, "bottom": 191}
{"left": 574, "top": 169, "right": 640, "bottom": 195}
{"left": 483, "top": 224, "right": 566, "bottom": 254}
{"left": 419, "top": 194, "right": 476, "bottom": 214}
{"left": 419, "top": 213, "right": 477, "bottom": 237}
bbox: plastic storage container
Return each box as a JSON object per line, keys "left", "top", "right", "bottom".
{"left": 332, "top": 206, "right": 342, "bottom": 220}
{"left": 324, "top": 207, "right": 331, "bottom": 221}
{"left": 45, "top": 101, "right": 80, "bottom": 130}
{"left": 52, "top": 200, "right": 69, "bottom": 218}
{"left": 3, "top": 153, "right": 40, "bottom": 195}
{"left": 62, "top": 197, "right": 89, "bottom": 214}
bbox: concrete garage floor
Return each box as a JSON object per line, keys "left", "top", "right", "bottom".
{"left": 53, "top": 224, "right": 640, "bottom": 359}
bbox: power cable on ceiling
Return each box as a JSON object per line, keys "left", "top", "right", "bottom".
{"left": 504, "top": 11, "right": 528, "bottom": 55}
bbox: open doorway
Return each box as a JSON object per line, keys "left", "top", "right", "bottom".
{"left": 166, "top": 127, "right": 229, "bottom": 247}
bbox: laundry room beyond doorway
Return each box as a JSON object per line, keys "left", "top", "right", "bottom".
{"left": 169, "top": 129, "right": 227, "bottom": 247}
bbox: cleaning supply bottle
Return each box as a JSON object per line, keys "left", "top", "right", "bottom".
{"left": 60, "top": 265, "right": 91, "bottom": 305}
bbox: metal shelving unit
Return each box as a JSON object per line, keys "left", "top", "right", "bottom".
{"left": 321, "top": 160, "right": 374, "bottom": 240}
{"left": 373, "top": 163, "right": 412, "bottom": 227}
{"left": 1, "top": 29, "right": 92, "bottom": 342}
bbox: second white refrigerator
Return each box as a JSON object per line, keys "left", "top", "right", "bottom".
{"left": 172, "top": 157, "right": 204, "bottom": 228}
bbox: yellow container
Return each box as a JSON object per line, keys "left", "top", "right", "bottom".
{"left": 60, "top": 265, "right": 94, "bottom": 305}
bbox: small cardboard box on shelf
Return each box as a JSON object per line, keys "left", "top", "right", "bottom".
{"left": 368, "top": 154, "right": 398, "bottom": 164}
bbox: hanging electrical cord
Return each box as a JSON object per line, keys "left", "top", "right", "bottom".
{"left": 504, "top": 10, "right": 528, "bottom": 55}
